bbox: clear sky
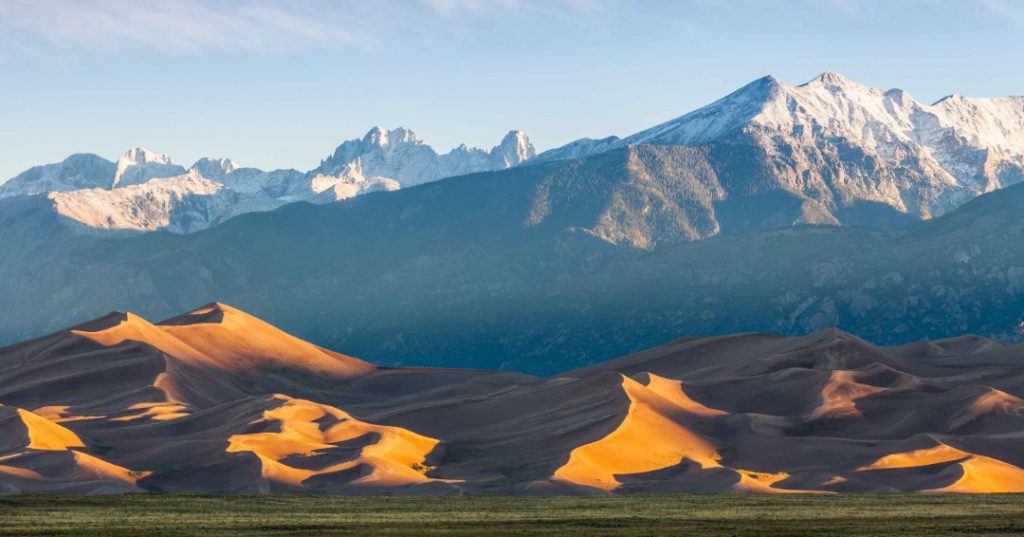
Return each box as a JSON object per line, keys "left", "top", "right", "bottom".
{"left": 1, "top": 0, "right": 1022, "bottom": 181}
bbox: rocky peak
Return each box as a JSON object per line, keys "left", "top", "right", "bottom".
{"left": 190, "top": 157, "right": 239, "bottom": 179}
{"left": 113, "top": 148, "right": 184, "bottom": 188}
{"left": 491, "top": 131, "right": 536, "bottom": 167}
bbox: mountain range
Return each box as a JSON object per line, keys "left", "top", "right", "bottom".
{"left": 1, "top": 302, "right": 1022, "bottom": 494}
{"left": 4, "top": 72, "right": 1023, "bottom": 238}
{"left": 0, "top": 128, "right": 535, "bottom": 233}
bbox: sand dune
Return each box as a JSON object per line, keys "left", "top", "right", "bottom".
{"left": 858, "top": 442, "right": 975, "bottom": 471}
{"left": 1, "top": 405, "right": 84, "bottom": 451}
{"left": 949, "top": 388, "right": 1024, "bottom": 431}
{"left": 928, "top": 455, "right": 1024, "bottom": 493}
{"left": 857, "top": 441, "right": 1024, "bottom": 493}
{"left": 225, "top": 395, "right": 447, "bottom": 492}
{"left": 158, "top": 303, "right": 375, "bottom": 379}
{"left": 552, "top": 374, "right": 815, "bottom": 493}
{"left": 0, "top": 405, "right": 143, "bottom": 494}
{"left": 553, "top": 375, "right": 722, "bottom": 490}
{"left": 1, "top": 304, "right": 1023, "bottom": 494}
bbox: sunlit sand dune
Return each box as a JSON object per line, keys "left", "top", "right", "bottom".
{"left": 226, "top": 395, "right": 449, "bottom": 491}
{"left": 928, "top": 456, "right": 1024, "bottom": 493}
{"left": 858, "top": 442, "right": 1024, "bottom": 493}
{"left": 553, "top": 375, "right": 722, "bottom": 490}
{"left": 158, "top": 303, "right": 375, "bottom": 379}
{"left": 1, "top": 405, "right": 84, "bottom": 451}
{"left": 551, "top": 374, "right": 819, "bottom": 493}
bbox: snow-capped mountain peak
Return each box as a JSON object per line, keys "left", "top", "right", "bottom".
{"left": 311, "top": 127, "right": 536, "bottom": 193}
{"left": 113, "top": 147, "right": 185, "bottom": 188}
{"left": 361, "top": 126, "right": 422, "bottom": 148}
{"left": 802, "top": 70, "right": 860, "bottom": 90}
{"left": 189, "top": 157, "right": 240, "bottom": 179}
{"left": 0, "top": 153, "right": 116, "bottom": 197}
{"left": 118, "top": 147, "right": 174, "bottom": 166}
{"left": 492, "top": 130, "right": 536, "bottom": 167}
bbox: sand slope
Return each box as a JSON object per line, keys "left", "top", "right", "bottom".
{"left": 1, "top": 305, "right": 1023, "bottom": 494}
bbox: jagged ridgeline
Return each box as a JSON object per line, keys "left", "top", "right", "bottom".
{"left": 0, "top": 129, "right": 535, "bottom": 233}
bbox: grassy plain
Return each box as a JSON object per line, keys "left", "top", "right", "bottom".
{"left": 2, "top": 494, "right": 1023, "bottom": 536}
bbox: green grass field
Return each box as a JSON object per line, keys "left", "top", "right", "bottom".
{"left": 1, "top": 494, "right": 1023, "bottom": 536}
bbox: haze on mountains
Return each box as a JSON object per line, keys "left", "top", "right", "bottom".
{"left": 2, "top": 147, "right": 1024, "bottom": 374}
{"left": 1, "top": 72, "right": 1023, "bottom": 373}
{"left": 2, "top": 302, "right": 1023, "bottom": 494}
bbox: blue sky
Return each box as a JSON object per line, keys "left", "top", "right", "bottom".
{"left": 1, "top": 0, "right": 1022, "bottom": 181}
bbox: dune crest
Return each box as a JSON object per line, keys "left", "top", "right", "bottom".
{"left": 552, "top": 374, "right": 816, "bottom": 493}
{"left": 1, "top": 405, "right": 83, "bottom": 452}
{"left": 71, "top": 312, "right": 211, "bottom": 366}
{"left": 72, "top": 304, "right": 375, "bottom": 380}
{"left": 858, "top": 443, "right": 972, "bottom": 471}
{"left": 159, "top": 303, "right": 376, "bottom": 379}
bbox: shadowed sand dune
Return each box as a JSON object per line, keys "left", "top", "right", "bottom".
{"left": 1, "top": 303, "right": 1023, "bottom": 494}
